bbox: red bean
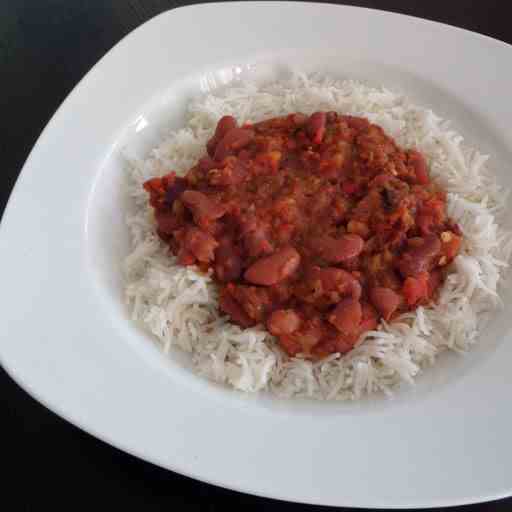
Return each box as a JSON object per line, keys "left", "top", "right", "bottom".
{"left": 219, "top": 291, "right": 254, "bottom": 328}
{"left": 328, "top": 298, "right": 362, "bottom": 334}
{"left": 214, "top": 128, "right": 254, "bottom": 161}
{"left": 238, "top": 214, "right": 259, "bottom": 236}
{"left": 369, "top": 287, "right": 401, "bottom": 321}
{"left": 278, "top": 335, "right": 303, "bottom": 356}
{"left": 398, "top": 234, "right": 441, "bottom": 277}
{"left": 308, "top": 267, "right": 362, "bottom": 300}
{"left": 417, "top": 213, "right": 435, "bottom": 235}
{"left": 155, "top": 210, "right": 179, "bottom": 234}
{"left": 207, "top": 115, "right": 238, "bottom": 156}
{"left": 244, "top": 246, "right": 301, "bottom": 286}
{"left": 181, "top": 190, "right": 226, "bottom": 227}
{"left": 215, "top": 238, "right": 242, "bottom": 282}
{"left": 267, "top": 309, "right": 301, "bottom": 336}
{"left": 323, "top": 301, "right": 377, "bottom": 353}
{"left": 243, "top": 227, "right": 274, "bottom": 259}
{"left": 314, "top": 234, "right": 364, "bottom": 263}
{"left": 307, "top": 112, "right": 326, "bottom": 144}
{"left": 298, "top": 321, "right": 324, "bottom": 352}
{"left": 360, "top": 301, "right": 379, "bottom": 332}
{"left": 238, "top": 215, "right": 274, "bottom": 257}
{"left": 182, "top": 227, "right": 218, "bottom": 263}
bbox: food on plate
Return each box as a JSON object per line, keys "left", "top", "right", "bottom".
{"left": 143, "top": 111, "right": 462, "bottom": 359}
{"left": 124, "top": 76, "right": 511, "bottom": 399}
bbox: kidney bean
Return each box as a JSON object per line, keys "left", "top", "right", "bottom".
{"left": 267, "top": 309, "right": 302, "bottom": 336}
{"left": 244, "top": 246, "right": 301, "bottom": 286}
{"left": 417, "top": 213, "right": 435, "bottom": 235}
{"left": 314, "top": 234, "right": 364, "bottom": 263}
{"left": 298, "top": 321, "right": 325, "bottom": 352}
{"left": 215, "top": 238, "right": 242, "bottom": 282}
{"left": 360, "top": 301, "right": 379, "bottom": 332}
{"left": 206, "top": 115, "right": 238, "bottom": 156}
{"left": 328, "top": 298, "right": 362, "bottom": 334}
{"left": 154, "top": 210, "right": 180, "bottom": 234}
{"left": 398, "top": 234, "right": 441, "bottom": 277}
{"left": 238, "top": 213, "right": 258, "bottom": 236}
{"left": 307, "top": 112, "right": 326, "bottom": 144}
{"left": 181, "top": 190, "right": 226, "bottom": 227}
{"left": 340, "top": 256, "right": 360, "bottom": 272}
{"left": 347, "top": 220, "right": 370, "bottom": 239}
{"left": 219, "top": 291, "right": 254, "bottom": 328}
{"left": 243, "top": 228, "right": 274, "bottom": 259}
{"left": 316, "top": 304, "right": 376, "bottom": 355}
{"left": 323, "top": 302, "right": 378, "bottom": 354}
{"left": 182, "top": 227, "right": 218, "bottom": 263}
{"left": 236, "top": 215, "right": 273, "bottom": 258}
{"left": 214, "top": 128, "right": 254, "bottom": 161}
{"left": 278, "top": 335, "right": 303, "bottom": 357}
{"left": 308, "top": 267, "right": 362, "bottom": 300}
{"left": 369, "top": 287, "right": 401, "bottom": 321}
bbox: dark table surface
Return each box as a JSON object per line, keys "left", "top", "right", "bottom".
{"left": 3, "top": 1, "right": 511, "bottom": 510}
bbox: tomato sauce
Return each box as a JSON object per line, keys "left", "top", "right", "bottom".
{"left": 144, "top": 112, "right": 462, "bottom": 358}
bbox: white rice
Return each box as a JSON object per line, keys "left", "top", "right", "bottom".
{"left": 123, "top": 74, "right": 512, "bottom": 400}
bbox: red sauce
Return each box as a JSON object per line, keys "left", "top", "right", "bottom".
{"left": 144, "top": 112, "right": 462, "bottom": 358}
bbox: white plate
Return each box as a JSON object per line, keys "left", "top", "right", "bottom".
{"left": 2, "top": 2, "right": 512, "bottom": 508}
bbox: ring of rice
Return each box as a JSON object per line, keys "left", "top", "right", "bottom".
{"left": 123, "top": 74, "right": 512, "bottom": 400}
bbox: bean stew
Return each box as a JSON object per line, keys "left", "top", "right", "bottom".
{"left": 144, "top": 112, "right": 462, "bottom": 358}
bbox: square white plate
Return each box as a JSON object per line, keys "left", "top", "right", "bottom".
{"left": 2, "top": 3, "right": 512, "bottom": 508}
